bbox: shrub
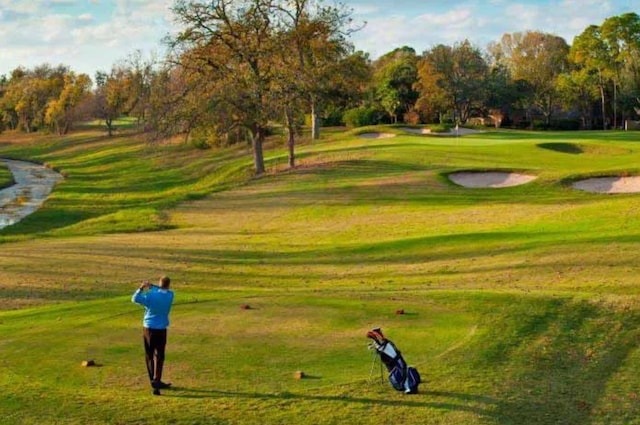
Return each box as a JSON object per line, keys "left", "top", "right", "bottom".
{"left": 323, "top": 106, "right": 345, "bottom": 126}
{"left": 343, "top": 106, "right": 378, "bottom": 127}
{"left": 428, "top": 123, "right": 452, "bottom": 133}
{"left": 188, "top": 126, "right": 214, "bottom": 149}
{"left": 532, "top": 120, "right": 547, "bottom": 130}
{"left": 403, "top": 109, "right": 422, "bottom": 125}
{"left": 552, "top": 119, "right": 581, "bottom": 131}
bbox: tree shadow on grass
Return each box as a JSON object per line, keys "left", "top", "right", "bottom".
{"left": 164, "top": 387, "right": 498, "bottom": 417}
{"left": 538, "top": 142, "right": 584, "bottom": 154}
{"left": 479, "top": 299, "right": 640, "bottom": 425}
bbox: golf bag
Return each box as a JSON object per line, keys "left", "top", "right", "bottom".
{"left": 367, "top": 328, "right": 421, "bottom": 394}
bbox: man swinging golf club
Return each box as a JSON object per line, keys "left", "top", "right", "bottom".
{"left": 132, "top": 276, "right": 175, "bottom": 395}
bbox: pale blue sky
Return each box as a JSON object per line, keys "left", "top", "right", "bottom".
{"left": 0, "top": 0, "right": 639, "bottom": 78}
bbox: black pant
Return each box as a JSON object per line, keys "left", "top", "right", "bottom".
{"left": 143, "top": 327, "right": 167, "bottom": 383}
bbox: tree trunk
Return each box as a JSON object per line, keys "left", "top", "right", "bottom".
{"left": 599, "top": 70, "right": 606, "bottom": 130}
{"left": 106, "top": 118, "right": 114, "bottom": 137}
{"left": 311, "top": 100, "right": 320, "bottom": 140}
{"left": 613, "top": 79, "right": 617, "bottom": 129}
{"left": 251, "top": 124, "right": 266, "bottom": 175}
{"left": 285, "top": 108, "right": 295, "bottom": 168}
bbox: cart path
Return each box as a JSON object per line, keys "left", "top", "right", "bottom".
{"left": 0, "top": 158, "right": 64, "bottom": 229}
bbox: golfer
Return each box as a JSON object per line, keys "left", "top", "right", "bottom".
{"left": 132, "top": 276, "right": 175, "bottom": 395}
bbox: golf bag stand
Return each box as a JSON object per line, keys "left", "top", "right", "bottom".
{"left": 367, "top": 328, "right": 421, "bottom": 394}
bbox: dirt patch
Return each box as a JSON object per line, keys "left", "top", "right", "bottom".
{"left": 449, "top": 172, "right": 537, "bottom": 188}
{"left": 572, "top": 176, "right": 640, "bottom": 194}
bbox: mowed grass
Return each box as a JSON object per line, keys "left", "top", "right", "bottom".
{"left": 2, "top": 127, "right": 640, "bottom": 424}
{"left": 0, "top": 129, "right": 256, "bottom": 240}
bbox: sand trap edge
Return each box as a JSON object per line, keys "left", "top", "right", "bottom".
{"left": 572, "top": 176, "right": 640, "bottom": 194}
{"left": 357, "top": 132, "right": 397, "bottom": 139}
{"left": 448, "top": 171, "right": 537, "bottom": 188}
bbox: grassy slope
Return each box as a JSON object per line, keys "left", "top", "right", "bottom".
{"left": 0, "top": 161, "right": 12, "bottom": 188}
{"left": 1, "top": 127, "right": 640, "bottom": 424}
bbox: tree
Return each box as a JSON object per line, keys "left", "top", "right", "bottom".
{"left": 556, "top": 68, "right": 599, "bottom": 129}
{"left": 413, "top": 59, "right": 449, "bottom": 123}
{"left": 271, "top": 0, "right": 359, "bottom": 166}
{"left": 145, "top": 66, "right": 210, "bottom": 143}
{"left": 371, "top": 47, "right": 419, "bottom": 123}
{"left": 45, "top": 72, "right": 92, "bottom": 135}
{"left": 601, "top": 13, "right": 640, "bottom": 127}
{"left": 123, "top": 50, "right": 158, "bottom": 128}
{"left": 273, "top": 0, "right": 358, "bottom": 141}
{"left": 170, "top": 0, "right": 283, "bottom": 175}
{"left": 491, "top": 31, "right": 569, "bottom": 128}
{"left": 168, "top": 0, "right": 358, "bottom": 174}
{"left": 420, "top": 40, "right": 489, "bottom": 124}
{"left": 482, "top": 55, "right": 525, "bottom": 125}
{"left": 94, "top": 67, "right": 130, "bottom": 136}
{"left": 0, "top": 64, "right": 68, "bottom": 132}
{"left": 570, "top": 25, "right": 613, "bottom": 130}
{"left": 0, "top": 68, "right": 24, "bottom": 130}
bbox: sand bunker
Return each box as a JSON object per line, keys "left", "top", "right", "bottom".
{"left": 449, "top": 172, "right": 537, "bottom": 188}
{"left": 401, "top": 127, "right": 484, "bottom": 136}
{"left": 358, "top": 132, "right": 396, "bottom": 139}
{"left": 437, "top": 127, "right": 484, "bottom": 136}
{"left": 400, "top": 127, "right": 431, "bottom": 135}
{"left": 572, "top": 176, "right": 640, "bottom": 194}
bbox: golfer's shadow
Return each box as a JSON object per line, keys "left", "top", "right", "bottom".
{"left": 165, "top": 387, "right": 496, "bottom": 416}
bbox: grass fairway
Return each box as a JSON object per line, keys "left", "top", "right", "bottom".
{"left": 2, "top": 127, "right": 640, "bottom": 424}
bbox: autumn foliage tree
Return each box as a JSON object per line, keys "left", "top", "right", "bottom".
{"left": 45, "top": 72, "right": 92, "bottom": 135}
{"left": 169, "top": 0, "right": 285, "bottom": 175}
{"left": 167, "top": 0, "right": 357, "bottom": 174}
{"left": 419, "top": 40, "right": 488, "bottom": 124}
{"left": 0, "top": 65, "right": 92, "bottom": 134}
{"left": 94, "top": 68, "right": 131, "bottom": 137}
{"left": 490, "top": 31, "right": 569, "bottom": 128}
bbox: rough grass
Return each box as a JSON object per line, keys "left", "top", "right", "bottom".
{"left": 2, "top": 127, "right": 640, "bottom": 424}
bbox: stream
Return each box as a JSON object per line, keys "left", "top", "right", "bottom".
{"left": 0, "top": 159, "right": 64, "bottom": 230}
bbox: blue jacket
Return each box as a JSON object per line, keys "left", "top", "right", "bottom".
{"left": 132, "top": 286, "right": 174, "bottom": 329}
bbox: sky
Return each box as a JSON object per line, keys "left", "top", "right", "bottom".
{"left": 0, "top": 0, "right": 639, "bottom": 78}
